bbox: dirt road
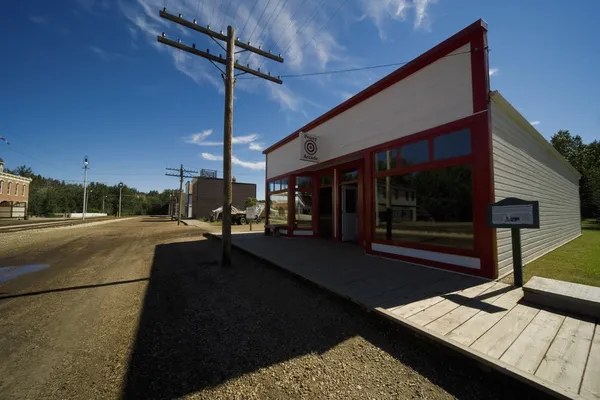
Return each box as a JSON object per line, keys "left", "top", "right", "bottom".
{"left": 0, "top": 217, "right": 528, "bottom": 399}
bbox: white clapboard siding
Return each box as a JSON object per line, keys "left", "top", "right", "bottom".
{"left": 266, "top": 45, "right": 474, "bottom": 179}
{"left": 490, "top": 92, "right": 581, "bottom": 277}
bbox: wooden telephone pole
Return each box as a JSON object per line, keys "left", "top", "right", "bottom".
{"left": 157, "top": 9, "right": 284, "bottom": 266}
{"left": 166, "top": 165, "right": 198, "bottom": 225}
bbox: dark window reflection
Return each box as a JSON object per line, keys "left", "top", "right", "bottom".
{"left": 375, "top": 149, "right": 397, "bottom": 171}
{"left": 295, "top": 192, "right": 313, "bottom": 228}
{"left": 320, "top": 175, "right": 332, "bottom": 186}
{"left": 341, "top": 169, "right": 358, "bottom": 182}
{"left": 400, "top": 140, "right": 429, "bottom": 166}
{"left": 434, "top": 129, "right": 471, "bottom": 160}
{"left": 296, "top": 176, "right": 312, "bottom": 190}
{"left": 374, "top": 165, "right": 473, "bottom": 249}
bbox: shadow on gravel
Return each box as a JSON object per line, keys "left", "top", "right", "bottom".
{"left": 122, "top": 239, "right": 533, "bottom": 400}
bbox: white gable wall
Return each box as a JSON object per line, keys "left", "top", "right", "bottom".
{"left": 491, "top": 95, "right": 581, "bottom": 278}
{"left": 267, "top": 44, "right": 474, "bottom": 179}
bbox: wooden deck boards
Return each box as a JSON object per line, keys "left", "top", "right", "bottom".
{"left": 221, "top": 233, "right": 599, "bottom": 399}
{"left": 535, "top": 317, "right": 596, "bottom": 394}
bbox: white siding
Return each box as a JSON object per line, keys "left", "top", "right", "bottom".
{"left": 491, "top": 98, "right": 581, "bottom": 278}
{"left": 267, "top": 44, "right": 474, "bottom": 179}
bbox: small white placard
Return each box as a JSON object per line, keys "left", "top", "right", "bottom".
{"left": 492, "top": 204, "right": 534, "bottom": 225}
{"left": 300, "top": 132, "right": 318, "bottom": 163}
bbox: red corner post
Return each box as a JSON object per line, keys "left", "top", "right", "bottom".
{"left": 470, "top": 22, "right": 497, "bottom": 278}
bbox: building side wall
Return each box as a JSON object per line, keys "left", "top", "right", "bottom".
{"left": 0, "top": 174, "right": 30, "bottom": 205}
{"left": 192, "top": 178, "right": 256, "bottom": 218}
{"left": 491, "top": 102, "right": 581, "bottom": 277}
{"left": 267, "top": 44, "right": 474, "bottom": 180}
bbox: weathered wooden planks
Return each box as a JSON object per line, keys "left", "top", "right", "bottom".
{"left": 580, "top": 325, "right": 600, "bottom": 399}
{"left": 535, "top": 317, "right": 595, "bottom": 394}
{"left": 499, "top": 310, "right": 565, "bottom": 374}
{"left": 425, "top": 282, "right": 510, "bottom": 335}
{"left": 408, "top": 281, "right": 496, "bottom": 326}
{"left": 470, "top": 303, "right": 540, "bottom": 358}
{"left": 446, "top": 288, "right": 524, "bottom": 346}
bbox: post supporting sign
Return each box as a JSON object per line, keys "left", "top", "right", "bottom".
{"left": 488, "top": 198, "right": 540, "bottom": 287}
{"left": 300, "top": 132, "right": 318, "bottom": 163}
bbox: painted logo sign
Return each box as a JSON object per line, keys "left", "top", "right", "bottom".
{"left": 300, "top": 132, "right": 318, "bottom": 163}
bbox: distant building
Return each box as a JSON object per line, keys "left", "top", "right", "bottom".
{"left": 0, "top": 158, "right": 32, "bottom": 218}
{"left": 191, "top": 176, "right": 257, "bottom": 219}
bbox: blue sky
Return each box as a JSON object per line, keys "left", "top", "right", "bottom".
{"left": 1, "top": 0, "right": 598, "bottom": 197}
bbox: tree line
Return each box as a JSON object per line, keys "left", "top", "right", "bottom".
{"left": 5, "top": 165, "right": 176, "bottom": 217}
{"left": 550, "top": 130, "right": 600, "bottom": 218}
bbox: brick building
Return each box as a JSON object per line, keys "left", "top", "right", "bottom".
{"left": 0, "top": 158, "right": 32, "bottom": 218}
{"left": 191, "top": 176, "right": 256, "bottom": 219}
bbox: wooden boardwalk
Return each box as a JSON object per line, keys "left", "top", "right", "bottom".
{"left": 213, "top": 232, "right": 599, "bottom": 400}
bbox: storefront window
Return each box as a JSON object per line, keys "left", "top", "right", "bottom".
{"left": 295, "top": 192, "right": 313, "bottom": 228}
{"left": 375, "top": 149, "right": 397, "bottom": 171}
{"left": 434, "top": 129, "right": 471, "bottom": 160}
{"left": 296, "top": 176, "right": 312, "bottom": 190}
{"left": 269, "top": 178, "right": 289, "bottom": 192}
{"left": 269, "top": 193, "right": 288, "bottom": 225}
{"left": 374, "top": 165, "right": 473, "bottom": 249}
{"left": 341, "top": 169, "right": 358, "bottom": 182}
{"left": 400, "top": 140, "right": 429, "bottom": 166}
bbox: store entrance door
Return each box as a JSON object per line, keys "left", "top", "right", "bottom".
{"left": 341, "top": 184, "right": 358, "bottom": 242}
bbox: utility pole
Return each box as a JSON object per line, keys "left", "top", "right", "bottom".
{"left": 166, "top": 165, "right": 197, "bottom": 225}
{"left": 82, "top": 156, "right": 89, "bottom": 220}
{"left": 118, "top": 182, "right": 124, "bottom": 217}
{"left": 157, "top": 9, "right": 284, "bottom": 266}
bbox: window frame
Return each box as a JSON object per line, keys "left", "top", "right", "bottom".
{"left": 370, "top": 126, "right": 476, "bottom": 257}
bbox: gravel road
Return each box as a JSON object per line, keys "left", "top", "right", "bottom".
{"left": 0, "top": 217, "right": 532, "bottom": 399}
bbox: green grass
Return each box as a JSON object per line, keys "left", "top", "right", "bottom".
{"left": 502, "top": 222, "right": 600, "bottom": 287}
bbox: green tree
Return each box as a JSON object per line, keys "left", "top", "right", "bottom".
{"left": 551, "top": 131, "right": 600, "bottom": 218}
{"left": 244, "top": 197, "right": 257, "bottom": 208}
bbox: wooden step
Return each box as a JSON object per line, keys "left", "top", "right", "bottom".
{"left": 523, "top": 276, "right": 600, "bottom": 319}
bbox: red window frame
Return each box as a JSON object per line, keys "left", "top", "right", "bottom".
{"left": 370, "top": 123, "right": 477, "bottom": 258}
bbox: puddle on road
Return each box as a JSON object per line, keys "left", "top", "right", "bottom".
{"left": 0, "top": 264, "right": 50, "bottom": 283}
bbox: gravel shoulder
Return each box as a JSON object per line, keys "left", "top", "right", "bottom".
{"left": 0, "top": 217, "right": 531, "bottom": 399}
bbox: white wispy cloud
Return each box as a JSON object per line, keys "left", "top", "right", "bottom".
{"left": 184, "top": 130, "right": 261, "bottom": 146}
{"left": 489, "top": 67, "right": 499, "bottom": 76}
{"left": 529, "top": 120, "right": 540, "bottom": 126}
{"left": 201, "top": 152, "right": 266, "bottom": 170}
{"left": 119, "top": 0, "right": 435, "bottom": 113}
{"left": 89, "top": 46, "right": 127, "bottom": 62}
{"left": 357, "top": 0, "right": 437, "bottom": 39}
{"left": 249, "top": 142, "right": 264, "bottom": 151}
{"left": 30, "top": 15, "right": 46, "bottom": 24}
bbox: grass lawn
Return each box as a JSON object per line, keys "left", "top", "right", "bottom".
{"left": 502, "top": 221, "right": 600, "bottom": 287}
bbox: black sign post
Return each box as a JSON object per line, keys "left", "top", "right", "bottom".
{"left": 488, "top": 198, "right": 540, "bottom": 287}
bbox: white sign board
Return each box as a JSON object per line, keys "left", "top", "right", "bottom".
{"left": 300, "top": 132, "right": 318, "bottom": 163}
{"left": 491, "top": 204, "right": 534, "bottom": 225}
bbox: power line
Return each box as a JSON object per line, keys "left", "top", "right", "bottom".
{"left": 271, "top": 0, "right": 310, "bottom": 50}
{"left": 247, "top": 0, "right": 274, "bottom": 43}
{"left": 239, "top": 0, "right": 260, "bottom": 39}
{"left": 281, "top": 0, "right": 331, "bottom": 55}
{"left": 255, "top": 0, "right": 286, "bottom": 43}
{"left": 241, "top": 48, "right": 484, "bottom": 80}
{"left": 257, "top": 0, "right": 346, "bottom": 79}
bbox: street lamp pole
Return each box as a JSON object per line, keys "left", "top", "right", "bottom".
{"left": 82, "top": 156, "right": 89, "bottom": 220}
{"left": 118, "top": 182, "right": 123, "bottom": 217}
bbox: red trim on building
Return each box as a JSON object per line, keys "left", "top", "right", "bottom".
{"left": 263, "top": 19, "right": 488, "bottom": 155}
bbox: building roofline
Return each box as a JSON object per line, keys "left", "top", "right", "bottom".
{"left": 263, "top": 19, "right": 488, "bottom": 155}
{"left": 490, "top": 91, "right": 581, "bottom": 179}
{"left": 193, "top": 177, "right": 257, "bottom": 186}
{"left": 0, "top": 171, "right": 33, "bottom": 182}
